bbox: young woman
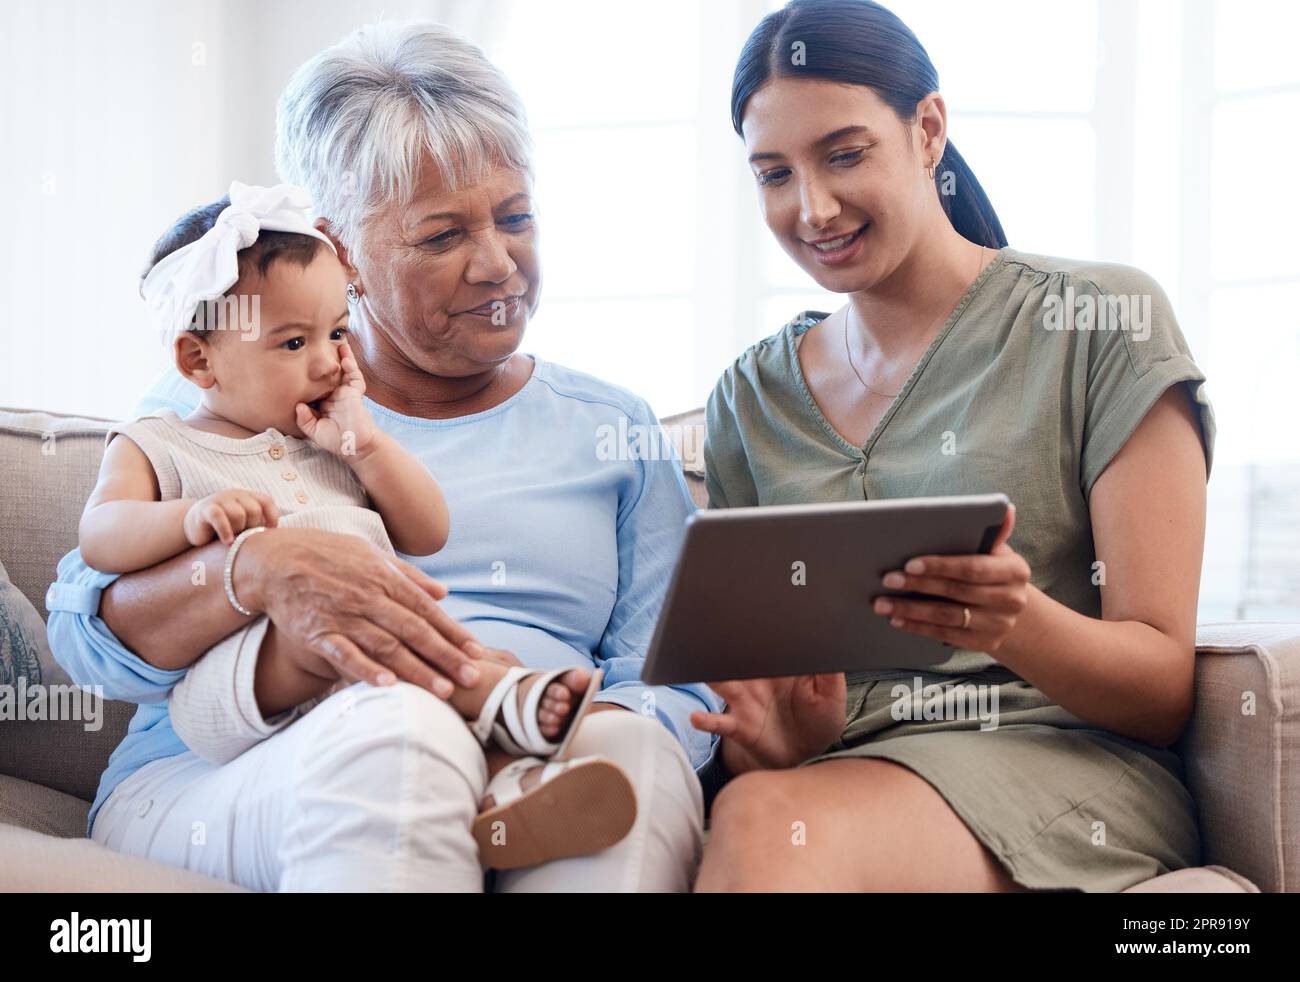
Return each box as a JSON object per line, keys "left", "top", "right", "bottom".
{"left": 691, "top": 0, "right": 1214, "bottom": 892}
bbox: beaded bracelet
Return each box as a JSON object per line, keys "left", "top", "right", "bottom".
{"left": 223, "top": 526, "right": 267, "bottom": 616}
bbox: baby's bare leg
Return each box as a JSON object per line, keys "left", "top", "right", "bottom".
{"left": 253, "top": 624, "right": 338, "bottom": 718}
{"left": 256, "top": 632, "right": 590, "bottom": 748}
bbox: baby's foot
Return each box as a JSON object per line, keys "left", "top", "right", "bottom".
{"left": 516, "top": 667, "right": 591, "bottom": 742}
{"left": 470, "top": 656, "right": 601, "bottom": 761}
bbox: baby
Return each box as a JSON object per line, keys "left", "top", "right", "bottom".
{"left": 78, "top": 182, "right": 635, "bottom": 871}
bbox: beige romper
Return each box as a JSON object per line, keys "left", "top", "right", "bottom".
{"left": 103, "top": 408, "right": 395, "bottom": 763}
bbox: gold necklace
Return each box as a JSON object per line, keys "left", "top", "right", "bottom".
{"left": 843, "top": 244, "right": 987, "bottom": 400}
{"left": 843, "top": 311, "right": 902, "bottom": 399}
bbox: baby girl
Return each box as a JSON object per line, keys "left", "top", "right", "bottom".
{"left": 77, "top": 182, "right": 635, "bottom": 871}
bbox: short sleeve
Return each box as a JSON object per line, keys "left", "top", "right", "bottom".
{"left": 104, "top": 419, "right": 183, "bottom": 501}
{"left": 1078, "top": 268, "right": 1216, "bottom": 498}
{"left": 45, "top": 546, "right": 188, "bottom": 704}
{"left": 703, "top": 366, "right": 759, "bottom": 509}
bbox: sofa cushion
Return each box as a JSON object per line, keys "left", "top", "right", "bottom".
{"left": 0, "top": 772, "right": 90, "bottom": 838}
{"left": 1180, "top": 622, "right": 1300, "bottom": 895}
{"left": 1122, "top": 865, "right": 1259, "bottom": 893}
{"left": 0, "top": 699, "right": 135, "bottom": 803}
{"left": 0, "top": 819, "right": 245, "bottom": 892}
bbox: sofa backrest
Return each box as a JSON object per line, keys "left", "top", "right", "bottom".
{"left": 0, "top": 407, "right": 115, "bottom": 618}
{"left": 660, "top": 408, "right": 707, "bottom": 508}
{"left": 0, "top": 406, "right": 138, "bottom": 801}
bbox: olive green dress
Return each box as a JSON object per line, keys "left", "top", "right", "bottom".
{"left": 703, "top": 247, "right": 1216, "bottom": 892}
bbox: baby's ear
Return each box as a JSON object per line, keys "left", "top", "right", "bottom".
{"left": 174, "top": 332, "right": 218, "bottom": 389}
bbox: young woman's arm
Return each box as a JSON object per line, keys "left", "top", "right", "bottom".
{"left": 996, "top": 384, "right": 1206, "bottom": 746}
{"left": 875, "top": 384, "right": 1207, "bottom": 748}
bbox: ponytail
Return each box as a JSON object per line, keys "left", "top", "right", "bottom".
{"left": 936, "top": 142, "right": 1007, "bottom": 248}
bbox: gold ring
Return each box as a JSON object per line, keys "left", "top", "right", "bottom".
{"left": 962, "top": 607, "right": 972, "bottom": 630}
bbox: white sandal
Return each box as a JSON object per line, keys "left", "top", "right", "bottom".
{"left": 469, "top": 666, "right": 605, "bottom": 761}
{"left": 472, "top": 755, "right": 637, "bottom": 870}
{"left": 467, "top": 666, "right": 638, "bottom": 869}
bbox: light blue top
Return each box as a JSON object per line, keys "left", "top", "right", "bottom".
{"left": 47, "top": 356, "right": 721, "bottom": 835}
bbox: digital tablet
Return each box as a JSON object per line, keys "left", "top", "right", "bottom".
{"left": 641, "top": 493, "right": 1010, "bottom": 685}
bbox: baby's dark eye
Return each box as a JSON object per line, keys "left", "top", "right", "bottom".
{"left": 282, "top": 337, "right": 305, "bottom": 351}
{"left": 330, "top": 327, "right": 349, "bottom": 341}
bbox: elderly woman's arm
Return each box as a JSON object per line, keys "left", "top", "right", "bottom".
{"left": 97, "top": 535, "right": 267, "bottom": 670}
{"left": 47, "top": 528, "right": 486, "bottom": 709}
{"left": 590, "top": 399, "right": 724, "bottom": 770}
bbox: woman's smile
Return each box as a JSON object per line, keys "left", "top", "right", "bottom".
{"left": 803, "top": 222, "right": 870, "bottom": 266}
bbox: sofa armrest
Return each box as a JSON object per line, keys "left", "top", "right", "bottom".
{"left": 1178, "top": 622, "right": 1300, "bottom": 893}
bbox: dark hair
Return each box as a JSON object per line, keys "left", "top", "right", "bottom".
{"left": 731, "top": 0, "right": 1007, "bottom": 249}
{"left": 141, "top": 195, "right": 329, "bottom": 336}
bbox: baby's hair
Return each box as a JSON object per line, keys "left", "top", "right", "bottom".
{"left": 141, "top": 194, "right": 329, "bottom": 339}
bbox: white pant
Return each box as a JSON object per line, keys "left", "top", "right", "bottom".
{"left": 91, "top": 681, "right": 704, "bottom": 892}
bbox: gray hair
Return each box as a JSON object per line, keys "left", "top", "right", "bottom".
{"left": 274, "top": 21, "right": 534, "bottom": 252}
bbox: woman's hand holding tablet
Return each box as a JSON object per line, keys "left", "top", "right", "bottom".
{"left": 683, "top": 499, "right": 1030, "bottom": 779}
{"left": 642, "top": 492, "right": 1013, "bottom": 685}
{"left": 871, "top": 503, "right": 1030, "bottom": 654}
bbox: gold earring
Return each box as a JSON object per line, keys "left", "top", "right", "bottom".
{"left": 927, "top": 159, "right": 937, "bottom": 180}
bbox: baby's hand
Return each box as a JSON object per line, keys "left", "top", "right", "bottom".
{"left": 184, "top": 489, "right": 280, "bottom": 546}
{"left": 295, "top": 340, "right": 379, "bottom": 459}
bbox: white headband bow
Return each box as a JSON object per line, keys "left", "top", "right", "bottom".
{"left": 141, "top": 181, "right": 338, "bottom": 350}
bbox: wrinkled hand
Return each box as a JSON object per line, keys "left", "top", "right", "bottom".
{"left": 183, "top": 489, "right": 279, "bottom": 546}
{"left": 691, "top": 673, "right": 846, "bottom": 775}
{"left": 873, "top": 503, "right": 1031, "bottom": 654}
{"left": 295, "top": 340, "right": 379, "bottom": 459}
{"left": 238, "top": 527, "right": 485, "bottom": 698}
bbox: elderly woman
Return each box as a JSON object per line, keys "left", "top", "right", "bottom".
{"left": 46, "top": 21, "right": 718, "bottom": 893}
